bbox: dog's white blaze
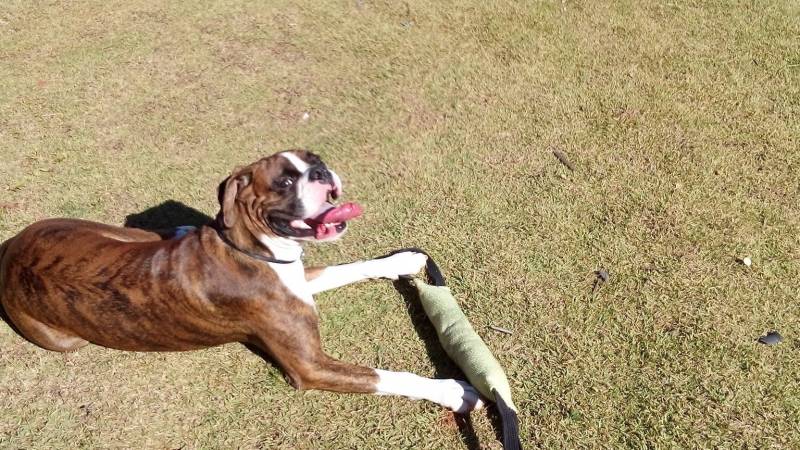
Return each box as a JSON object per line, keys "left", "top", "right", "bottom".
{"left": 280, "top": 152, "right": 310, "bottom": 173}
{"left": 280, "top": 152, "right": 317, "bottom": 215}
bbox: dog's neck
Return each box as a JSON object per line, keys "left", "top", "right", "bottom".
{"left": 256, "top": 233, "right": 303, "bottom": 262}
{"left": 217, "top": 220, "right": 303, "bottom": 263}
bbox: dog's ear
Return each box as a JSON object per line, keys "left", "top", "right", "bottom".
{"left": 216, "top": 167, "right": 251, "bottom": 229}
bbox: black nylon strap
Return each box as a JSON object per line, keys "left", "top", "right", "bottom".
{"left": 215, "top": 228, "right": 298, "bottom": 264}
{"left": 494, "top": 389, "right": 523, "bottom": 450}
{"left": 421, "top": 251, "right": 446, "bottom": 287}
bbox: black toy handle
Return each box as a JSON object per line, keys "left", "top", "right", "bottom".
{"left": 495, "top": 389, "right": 523, "bottom": 450}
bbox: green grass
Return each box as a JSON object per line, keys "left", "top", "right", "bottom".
{"left": 1, "top": 0, "right": 799, "bottom": 448}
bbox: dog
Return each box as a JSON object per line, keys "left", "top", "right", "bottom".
{"left": 0, "top": 150, "right": 483, "bottom": 413}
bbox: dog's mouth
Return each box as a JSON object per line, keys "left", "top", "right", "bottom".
{"left": 268, "top": 201, "right": 363, "bottom": 241}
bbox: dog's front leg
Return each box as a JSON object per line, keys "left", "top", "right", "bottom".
{"left": 305, "top": 250, "right": 428, "bottom": 295}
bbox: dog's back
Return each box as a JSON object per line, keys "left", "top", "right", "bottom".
{"left": 0, "top": 219, "right": 255, "bottom": 352}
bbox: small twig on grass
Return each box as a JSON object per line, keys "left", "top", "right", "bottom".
{"left": 489, "top": 325, "right": 513, "bottom": 335}
{"left": 552, "top": 148, "right": 575, "bottom": 171}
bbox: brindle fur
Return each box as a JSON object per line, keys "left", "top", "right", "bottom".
{"left": 0, "top": 151, "right": 377, "bottom": 393}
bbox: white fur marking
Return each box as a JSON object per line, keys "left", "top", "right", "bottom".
{"left": 269, "top": 260, "right": 315, "bottom": 307}
{"left": 367, "top": 252, "right": 428, "bottom": 280}
{"left": 281, "top": 152, "right": 310, "bottom": 173}
{"left": 256, "top": 233, "right": 313, "bottom": 306}
{"left": 257, "top": 234, "right": 303, "bottom": 262}
{"left": 373, "top": 370, "right": 484, "bottom": 413}
{"left": 280, "top": 152, "right": 317, "bottom": 215}
{"left": 374, "top": 370, "right": 432, "bottom": 400}
{"left": 307, "top": 252, "right": 428, "bottom": 295}
{"left": 307, "top": 262, "right": 371, "bottom": 294}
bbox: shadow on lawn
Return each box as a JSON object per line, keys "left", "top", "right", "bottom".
{"left": 124, "top": 200, "right": 214, "bottom": 234}
{"left": 0, "top": 291, "right": 26, "bottom": 342}
{"left": 393, "top": 279, "right": 506, "bottom": 450}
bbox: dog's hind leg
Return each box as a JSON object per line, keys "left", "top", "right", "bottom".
{"left": 4, "top": 309, "right": 88, "bottom": 352}
{"left": 276, "top": 349, "right": 483, "bottom": 413}
{"left": 251, "top": 314, "right": 482, "bottom": 413}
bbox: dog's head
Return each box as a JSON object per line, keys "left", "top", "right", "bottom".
{"left": 216, "top": 150, "right": 362, "bottom": 244}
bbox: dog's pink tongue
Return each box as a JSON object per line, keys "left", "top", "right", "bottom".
{"left": 317, "top": 202, "right": 363, "bottom": 224}
{"left": 307, "top": 202, "right": 363, "bottom": 240}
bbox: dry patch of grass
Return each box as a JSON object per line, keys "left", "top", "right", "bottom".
{"left": 2, "top": 0, "right": 799, "bottom": 448}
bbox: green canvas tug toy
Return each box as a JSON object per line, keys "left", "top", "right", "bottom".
{"left": 402, "top": 250, "right": 522, "bottom": 450}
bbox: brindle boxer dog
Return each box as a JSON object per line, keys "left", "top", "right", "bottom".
{"left": 0, "top": 150, "right": 483, "bottom": 413}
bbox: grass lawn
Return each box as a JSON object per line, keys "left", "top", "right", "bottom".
{"left": 1, "top": 0, "right": 799, "bottom": 448}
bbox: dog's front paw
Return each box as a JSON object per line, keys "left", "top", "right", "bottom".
{"left": 434, "top": 379, "right": 485, "bottom": 414}
{"left": 368, "top": 251, "right": 428, "bottom": 280}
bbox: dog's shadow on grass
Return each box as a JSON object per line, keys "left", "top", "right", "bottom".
{"left": 0, "top": 295, "right": 25, "bottom": 342}
{"left": 392, "top": 279, "right": 505, "bottom": 450}
{"left": 123, "top": 200, "right": 214, "bottom": 234}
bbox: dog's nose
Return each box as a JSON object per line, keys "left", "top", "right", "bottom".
{"left": 309, "top": 165, "right": 333, "bottom": 184}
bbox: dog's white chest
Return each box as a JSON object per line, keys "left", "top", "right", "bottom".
{"left": 269, "top": 261, "right": 314, "bottom": 307}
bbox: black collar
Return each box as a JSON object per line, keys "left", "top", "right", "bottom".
{"left": 215, "top": 228, "right": 299, "bottom": 264}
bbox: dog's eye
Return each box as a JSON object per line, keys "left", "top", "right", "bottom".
{"left": 274, "top": 177, "right": 294, "bottom": 190}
